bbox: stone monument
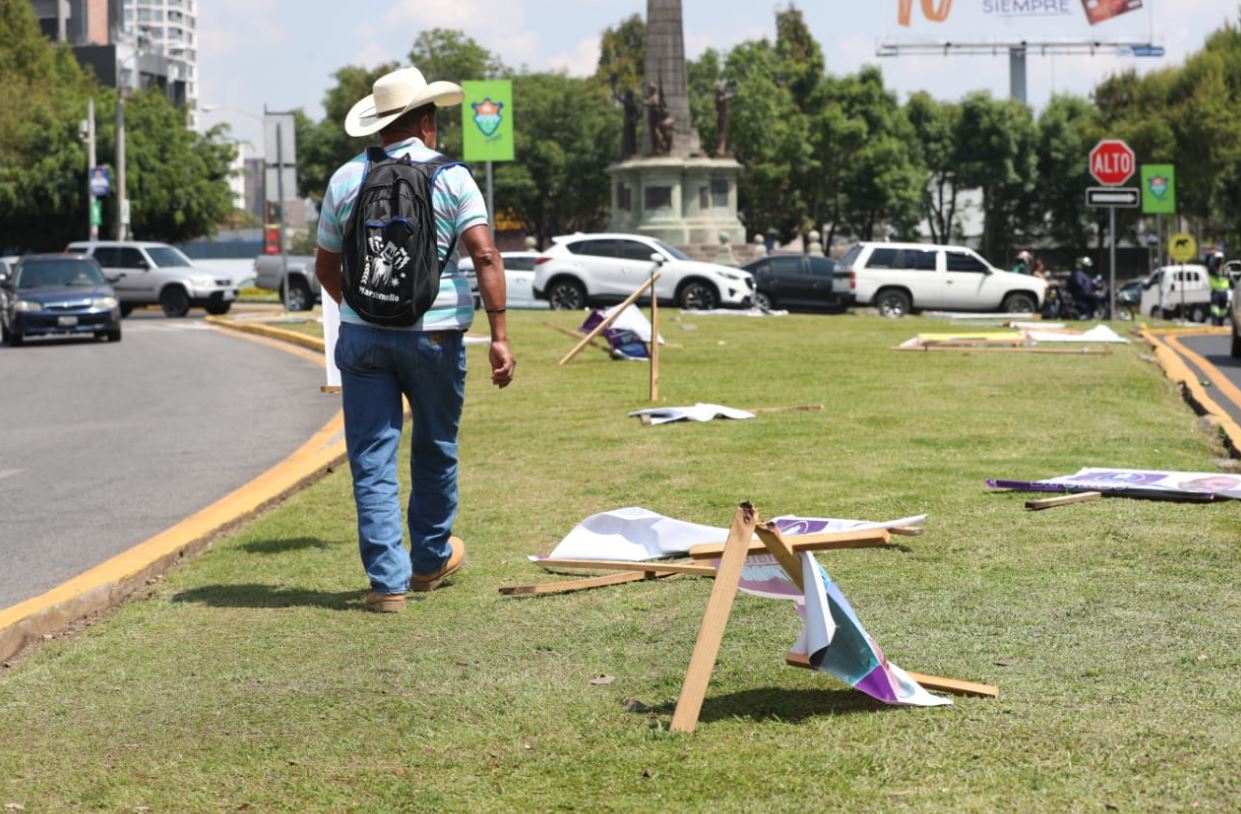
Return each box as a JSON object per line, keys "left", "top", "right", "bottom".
{"left": 606, "top": 0, "right": 745, "bottom": 249}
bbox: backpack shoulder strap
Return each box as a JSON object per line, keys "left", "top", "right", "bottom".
{"left": 422, "top": 160, "right": 474, "bottom": 271}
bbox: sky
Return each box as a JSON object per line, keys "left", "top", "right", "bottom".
{"left": 197, "top": 0, "right": 1241, "bottom": 159}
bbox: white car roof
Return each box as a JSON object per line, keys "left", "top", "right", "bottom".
{"left": 551, "top": 233, "right": 658, "bottom": 244}
{"left": 855, "top": 241, "right": 980, "bottom": 253}
{"left": 67, "top": 241, "right": 175, "bottom": 249}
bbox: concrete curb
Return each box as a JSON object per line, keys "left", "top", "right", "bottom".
{"left": 1140, "top": 325, "right": 1241, "bottom": 456}
{"left": 0, "top": 324, "right": 344, "bottom": 664}
{"left": 204, "top": 315, "right": 326, "bottom": 354}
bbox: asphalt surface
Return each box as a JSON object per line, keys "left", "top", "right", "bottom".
{"left": 1178, "top": 333, "right": 1241, "bottom": 426}
{"left": 0, "top": 310, "right": 340, "bottom": 610}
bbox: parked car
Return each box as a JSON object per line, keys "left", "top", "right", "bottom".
{"left": 253, "top": 253, "right": 319, "bottom": 311}
{"left": 66, "top": 241, "right": 238, "bottom": 317}
{"left": 742, "top": 254, "right": 849, "bottom": 311}
{"left": 839, "top": 242, "right": 1046, "bottom": 317}
{"left": 1, "top": 254, "right": 121, "bottom": 345}
{"left": 532, "top": 233, "right": 753, "bottom": 310}
{"left": 459, "top": 251, "right": 547, "bottom": 310}
{"left": 1139, "top": 265, "right": 1211, "bottom": 322}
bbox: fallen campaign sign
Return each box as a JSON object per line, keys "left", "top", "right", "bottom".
{"left": 988, "top": 467, "right": 1241, "bottom": 501}
{"left": 579, "top": 305, "right": 662, "bottom": 361}
{"left": 536, "top": 508, "right": 946, "bottom": 708}
{"left": 537, "top": 507, "right": 927, "bottom": 562}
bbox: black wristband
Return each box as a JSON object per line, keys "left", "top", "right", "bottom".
{"left": 486, "top": 307, "right": 506, "bottom": 315}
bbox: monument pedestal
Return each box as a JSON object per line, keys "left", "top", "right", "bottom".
{"left": 607, "top": 156, "right": 745, "bottom": 249}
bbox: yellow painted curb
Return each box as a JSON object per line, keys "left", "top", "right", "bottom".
{"left": 204, "top": 315, "right": 326, "bottom": 354}
{"left": 1140, "top": 326, "right": 1241, "bottom": 455}
{"left": 0, "top": 325, "right": 344, "bottom": 664}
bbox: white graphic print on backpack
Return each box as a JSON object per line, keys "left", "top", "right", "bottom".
{"left": 361, "top": 233, "right": 412, "bottom": 299}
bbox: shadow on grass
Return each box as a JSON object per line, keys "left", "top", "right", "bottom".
{"left": 172, "top": 583, "right": 361, "bottom": 611}
{"left": 651, "top": 686, "right": 885, "bottom": 724}
{"left": 241, "top": 537, "right": 335, "bottom": 555}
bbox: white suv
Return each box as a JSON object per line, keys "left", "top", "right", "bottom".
{"left": 840, "top": 242, "right": 1046, "bottom": 317}
{"left": 532, "top": 233, "right": 754, "bottom": 310}
{"left": 67, "top": 241, "right": 238, "bottom": 317}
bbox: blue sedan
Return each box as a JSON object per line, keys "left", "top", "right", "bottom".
{"left": 0, "top": 255, "right": 122, "bottom": 346}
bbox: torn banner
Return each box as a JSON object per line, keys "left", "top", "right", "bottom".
{"left": 738, "top": 550, "right": 949, "bottom": 707}
{"left": 536, "top": 507, "right": 927, "bottom": 562}
{"left": 629, "top": 404, "right": 755, "bottom": 425}
{"left": 988, "top": 467, "right": 1241, "bottom": 501}
{"left": 580, "top": 305, "right": 662, "bottom": 361}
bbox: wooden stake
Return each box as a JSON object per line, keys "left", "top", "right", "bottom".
{"left": 889, "top": 526, "right": 925, "bottom": 537}
{"left": 531, "top": 558, "right": 716, "bottom": 576}
{"left": 754, "top": 522, "right": 805, "bottom": 592}
{"left": 499, "top": 571, "right": 675, "bottom": 596}
{"left": 670, "top": 503, "right": 759, "bottom": 733}
{"left": 1025, "top": 491, "right": 1103, "bottom": 511}
{"left": 784, "top": 652, "right": 998, "bottom": 698}
{"left": 650, "top": 266, "right": 660, "bottom": 402}
{"left": 559, "top": 272, "right": 661, "bottom": 366}
{"left": 689, "top": 528, "right": 891, "bottom": 560}
{"left": 746, "top": 404, "right": 825, "bottom": 416}
{"left": 544, "top": 321, "right": 611, "bottom": 355}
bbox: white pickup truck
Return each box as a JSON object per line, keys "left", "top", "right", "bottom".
{"left": 1139, "top": 265, "right": 1213, "bottom": 322}
{"left": 253, "top": 254, "right": 319, "bottom": 311}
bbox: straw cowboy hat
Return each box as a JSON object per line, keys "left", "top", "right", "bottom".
{"left": 344, "top": 66, "right": 464, "bottom": 138}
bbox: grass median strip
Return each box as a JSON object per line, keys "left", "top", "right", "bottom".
{"left": 1, "top": 312, "right": 1239, "bottom": 812}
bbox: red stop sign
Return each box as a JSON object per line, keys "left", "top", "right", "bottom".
{"left": 1090, "top": 140, "right": 1136, "bottom": 186}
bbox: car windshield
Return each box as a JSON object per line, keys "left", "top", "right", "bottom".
{"left": 146, "top": 246, "right": 193, "bottom": 267}
{"left": 16, "top": 260, "right": 106, "bottom": 289}
{"left": 653, "top": 240, "right": 690, "bottom": 261}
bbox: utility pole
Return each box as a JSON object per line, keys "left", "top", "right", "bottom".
{"left": 115, "top": 93, "right": 127, "bottom": 240}
{"left": 87, "top": 97, "right": 98, "bottom": 241}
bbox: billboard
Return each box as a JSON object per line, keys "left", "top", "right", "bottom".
{"left": 884, "top": 0, "right": 1156, "bottom": 47}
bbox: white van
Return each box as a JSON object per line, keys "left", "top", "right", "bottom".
{"left": 837, "top": 242, "right": 1046, "bottom": 317}
{"left": 1139, "top": 265, "right": 1211, "bottom": 322}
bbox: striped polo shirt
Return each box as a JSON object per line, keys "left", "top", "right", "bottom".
{"left": 316, "top": 136, "right": 486, "bottom": 332}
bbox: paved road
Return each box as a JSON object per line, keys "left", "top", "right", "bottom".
{"left": 1176, "top": 334, "right": 1241, "bottom": 426}
{"left": 0, "top": 311, "right": 340, "bottom": 610}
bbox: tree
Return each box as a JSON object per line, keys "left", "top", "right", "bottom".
{"left": 0, "top": 0, "right": 233, "bottom": 249}
{"left": 1034, "top": 95, "right": 1102, "bottom": 249}
{"left": 906, "top": 92, "right": 962, "bottom": 244}
{"left": 594, "top": 13, "right": 645, "bottom": 95}
{"left": 492, "top": 72, "right": 619, "bottom": 248}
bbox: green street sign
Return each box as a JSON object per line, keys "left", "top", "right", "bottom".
{"left": 1141, "top": 164, "right": 1176, "bottom": 214}
{"left": 90, "top": 198, "right": 102, "bottom": 226}
{"left": 462, "top": 80, "right": 514, "bottom": 163}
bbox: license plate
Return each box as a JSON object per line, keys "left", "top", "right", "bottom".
{"left": 223, "top": 290, "right": 237, "bottom": 300}
{"left": 58, "top": 316, "right": 78, "bottom": 327}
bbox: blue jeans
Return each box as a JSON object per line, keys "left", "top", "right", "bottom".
{"left": 336, "top": 323, "right": 466, "bottom": 594}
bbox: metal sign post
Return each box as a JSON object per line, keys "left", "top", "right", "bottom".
{"left": 1088, "top": 140, "right": 1137, "bottom": 320}
{"left": 264, "top": 109, "right": 298, "bottom": 315}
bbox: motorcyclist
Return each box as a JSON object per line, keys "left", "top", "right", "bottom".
{"left": 1207, "top": 250, "right": 1230, "bottom": 326}
{"left": 1068, "top": 257, "right": 1107, "bottom": 319}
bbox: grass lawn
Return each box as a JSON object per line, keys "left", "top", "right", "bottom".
{"left": 2, "top": 311, "right": 1238, "bottom": 813}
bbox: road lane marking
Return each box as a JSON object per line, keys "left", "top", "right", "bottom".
{"left": 0, "top": 469, "right": 22, "bottom": 481}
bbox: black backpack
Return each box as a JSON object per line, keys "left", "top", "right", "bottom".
{"left": 341, "top": 146, "right": 465, "bottom": 327}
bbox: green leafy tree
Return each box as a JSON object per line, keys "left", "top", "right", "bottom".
{"left": 906, "top": 92, "right": 962, "bottom": 244}
{"left": 594, "top": 13, "right": 645, "bottom": 95}
{"left": 492, "top": 72, "right": 619, "bottom": 248}
{"left": 1034, "top": 95, "right": 1102, "bottom": 250}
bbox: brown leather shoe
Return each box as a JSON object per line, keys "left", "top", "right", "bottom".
{"left": 364, "top": 592, "right": 406, "bottom": 613}
{"left": 410, "top": 536, "right": 466, "bottom": 592}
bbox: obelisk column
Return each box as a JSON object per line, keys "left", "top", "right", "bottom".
{"left": 642, "top": 0, "right": 701, "bottom": 158}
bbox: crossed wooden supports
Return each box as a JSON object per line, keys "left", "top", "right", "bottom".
{"left": 502, "top": 503, "right": 998, "bottom": 733}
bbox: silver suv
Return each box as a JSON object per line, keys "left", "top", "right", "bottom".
{"left": 66, "top": 241, "right": 238, "bottom": 317}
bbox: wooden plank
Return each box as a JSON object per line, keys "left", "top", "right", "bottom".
{"left": 1025, "top": 491, "right": 1103, "bottom": 511}
{"left": 754, "top": 522, "right": 805, "bottom": 592}
{"left": 498, "top": 571, "right": 674, "bottom": 596}
{"left": 670, "top": 503, "right": 759, "bottom": 734}
{"left": 785, "top": 652, "right": 998, "bottom": 698}
{"left": 650, "top": 270, "right": 660, "bottom": 402}
{"left": 689, "top": 528, "right": 891, "bottom": 560}
{"left": 531, "top": 558, "right": 716, "bottom": 576}
{"left": 889, "top": 526, "right": 925, "bottom": 537}
{"left": 745, "top": 404, "right": 825, "bottom": 416}
{"left": 559, "top": 272, "right": 661, "bottom": 366}
{"left": 910, "top": 345, "right": 1113, "bottom": 355}
{"left": 543, "top": 321, "right": 611, "bottom": 355}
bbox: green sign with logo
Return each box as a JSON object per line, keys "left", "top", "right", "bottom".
{"left": 462, "top": 80, "right": 514, "bottom": 163}
{"left": 1141, "top": 164, "right": 1176, "bottom": 214}
{"left": 90, "top": 198, "right": 102, "bottom": 226}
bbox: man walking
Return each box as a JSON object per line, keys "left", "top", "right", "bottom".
{"left": 315, "top": 66, "right": 516, "bottom": 612}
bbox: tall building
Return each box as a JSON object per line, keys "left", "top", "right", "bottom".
{"left": 119, "top": 0, "right": 198, "bottom": 127}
